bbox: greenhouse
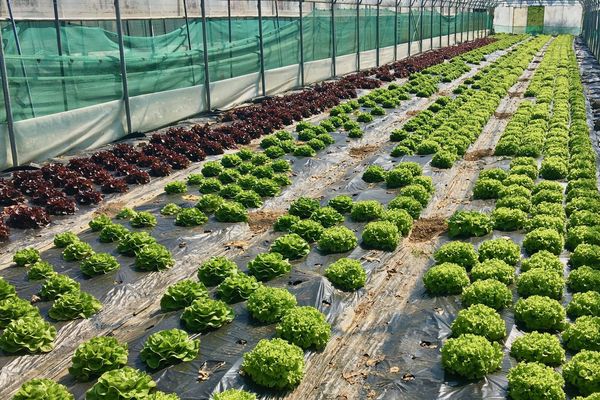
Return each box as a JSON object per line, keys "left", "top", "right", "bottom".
{"left": 1, "top": 0, "right": 600, "bottom": 399}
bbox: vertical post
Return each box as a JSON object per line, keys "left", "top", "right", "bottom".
{"left": 430, "top": 0, "right": 434, "bottom": 50}
{"left": 454, "top": 3, "right": 458, "bottom": 43}
{"left": 0, "top": 29, "right": 18, "bottom": 166}
{"left": 419, "top": 0, "right": 424, "bottom": 53}
{"left": 376, "top": 0, "right": 380, "bottom": 66}
{"left": 257, "top": 0, "right": 267, "bottom": 96}
{"left": 467, "top": 3, "right": 471, "bottom": 41}
{"left": 228, "top": 0, "right": 233, "bottom": 78}
{"left": 182, "top": 0, "right": 196, "bottom": 85}
{"left": 357, "top": 0, "right": 361, "bottom": 70}
{"left": 439, "top": 0, "right": 443, "bottom": 48}
{"left": 394, "top": 0, "right": 399, "bottom": 60}
{"left": 461, "top": 5, "right": 464, "bottom": 42}
{"left": 53, "top": 0, "right": 69, "bottom": 112}
{"left": 299, "top": 0, "right": 305, "bottom": 86}
{"left": 408, "top": 0, "right": 412, "bottom": 56}
{"left": 6, "top": 0, "right": 36, "bottom": 118}
{"left": 200, "top": 0, "right": 211, "bottom": 109}
{"left": 331, "top": 0, "right": 337, "bottom": 76}
{"left": 114, "top": 0, "right": 132, "bottom": 135}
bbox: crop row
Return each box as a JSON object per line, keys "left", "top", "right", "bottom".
{"left": 425, "top": 35, "right": 600, "bottom": 400}
{"left": 0, "top": 37, "right": 504, "bottom": 242}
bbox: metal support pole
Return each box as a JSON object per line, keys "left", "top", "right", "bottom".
{"left": 376, "top": 1, "right": 380, "bottom": 66}
{"left": 394, "top": 0, "right": 399, "bottom": 60}
{"left": 408, "top": 0, "right": 412, "bottom": 56}
{"left": 53, "top": 0, "right": 68, "bottom": 112}
{"left": 332, "top": 0, "right": 337, "bottom": 76}
{"left": 419, "top": 0, "right": 424, "bottom": 53}
{"left": 467, "top": 5, "right": 471, "bottom": 41}
{"left": 6, "top": 0, "right": 36, "bottom": 119}
{"left": 0, "top": 29, "right": 18, "bottom": 167}
{"left": 430, "top": 0, "right": 434, "bottom": 50}
{"left": 461, "top": 5, "right": 464, "bottom": 42}
{"left": 200, "top": 0, "right": 211, "bottom": 109}
{"left": 257, "top": 0, "right": 267, "bottom": 96}
{"left": 299, "top": 0, "right": 305, "bottom": 86}
{"left": 357, "top": 0, "right": 361, "bottom": 70}
{"left": 114, "top": 0, "right": 132, "bottom": 135}
{"left": 454, "top": 4, "right": 458, "bottom": 43}
{"left": 228, "top": 0, "right": 233, "bottom": 78}
{"left": 183, "top": 0, "right": 196, "bottom": 85}
{"left": 439, "top": 0, "right": 443, "bottom": 48}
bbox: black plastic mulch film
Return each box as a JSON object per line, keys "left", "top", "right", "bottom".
{"left": 0, "top": 40, "right": 553, "bottom": 400}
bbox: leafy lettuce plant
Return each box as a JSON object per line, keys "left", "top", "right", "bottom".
{"left": 381, "top": 209, "right": 413, "bottom": 237}
{"left": 0, "top": 277, "right": 16, "bottom": 301}
{"left": 471, "top": 259, "right": 515, "bottom": 285}
{"left": 289, "top": 197, "right": 320, "bottom": 218}
{"left": 317, "top": 226, "right": 358, "bottom": 254}
{"left": 99, "top": 223, "right": 129, "bottom": 243}
{"left": 215, "top": 201, "right": 248, "bottom": 223}
{"left": 53, "top": 232, "right": 79, "bottom": 249}
{"left": 48, "top": 290, "right": 102, "bottom": 320}
{"left": 328, "top": 195, "right": 354, "bottom": 214}
{"left": 423, "top": 262, "right": 469, "bottom": 295}
{"left": 217, "top": 274, "right": 261, "bottom": 303}
{"left": 362, "top": 221, "right": 400, "bottom": 251}
{"left": 461, "top": 279, "right": 512, "bottom": 310}
{"left": 27, "top": 261, "right": 55, "bottom": 281}
{"left": 570, "top": 244, "right": 600, "bottom": 269}
{"left": 86, "top": 367, "right": 156, "bottom": 400}
{"left": 447, "top": 210, "right": 493, "bottom": 238}
{"left": 478, "top": 238, "right": 521, "bottom": 265}
{"left": 175, "top": 207, "right": 208, "bottom": 226}
{"left": 140, "top": 328, "right": 200, "bottom": 369}
{"left": 0, "top": 315, "right": 56, "bottom": 353}
{"left": 517, "top": 269, "right": 564, "bottom": 300}
{"left": 568, "top": 266, "right": 600, "bottom": 293}
{"left": 273, "top": 214, "right": 301, "bottom": 232}
{"left": 510, "top": 332, "right": 565, "bottom": 366}
{"left": 197, "top": 256, "right": 239, "bottom": 286}
{"left": 310, "top": 206, "right": 344, "bottom": 228}
{"left": 80, "top": 253, "right": 120, "bottom": 277}
{"left": 247, "top": 252, "right": 292, "bottom": 281}
{"left": 563, "top": 350, "right": 600, "bottom": 395}
{"left": 270, "top": 234, "right": 310, "bottom": 260}
{"left": 441, "top": 334, "right": 502, "bottom": 379}
{"left": 40, "top": 274, "right": 80, "bottom": 300}
{"left": 89, "top": 214, "right": 113, "bottom": 231}
{"left": 568, "top": 291, "right": 600, "bottom": 319}
{"left": 387, "top": 195, "right": 423, "bottom": 219}
{"left": 116, "top": 207, "right": 137, "bottom": 220}
{"left": 63, "top": 241, "right": 94, "bottom": 261}
{"left": 433, "top": 241, "right": 478, "bottom": 270}
{"left": 251, "top": 178, "right": 280, "bottom": 197}
{"left": 117, "top": 231, "right": 157, "bottom": 256}
{"left": 246, "top": 286, "right": 297, "bottom": 324}
{"left": 276, "top": 306, "right": 331, "bottom": 350}
{"left": 234, "top": 190, "right": 263, "bottom": 208}
{"left": 451, "top": 303, "right": 506, "bottom": 341}
{"left": 362, "top": 165, "right": 386, "bottom": 183}
{"left": 69, "top": 337, "right": 128, "bottom": 381}
{"left": 130, "top": 211, "right": 157, "bottom": 228}
{"left": 241, "top": 338, "right": 305, "bottom": 389}
{"left": 160, "top": 280, "right": 208, "bottom": 311}
{"left": 181, "top": 298, "right": 234, "bottom": 332}
{"left": 350, "top": 200, "right": 384, "bottom": 222}
{"left": 0, "top": 296, "right": 40, "bottom": 328}
{"left": 13, "top": 379, "right": 74, "bottom": 400}
{"left": 134, "top": 243, "right": 175, "bottom": 271}
{"left": 562, "top": 316, "right": 600, "bottom": 352}
{"left": 514, "top": 295, "right": 566, "bottom": 332}
{"left": 289, "top": 219, "right": 324, "bottom": 243}
{"left": 521, "top": 250, "right": 564, "bottom": 273}
{"left": 325, "top": 258, "right": 366, "bottom": 291}
{"left": 507, "top": 362, "right": 565, "bottom": 400}
{"left": 195, "top": 194, "right": 225, "bottom": 214}
{"left": 523, "top": 228, "right": 564, "bottom": 256}
{"left": 164, "top": 181, "right": 187, "bottom": 194}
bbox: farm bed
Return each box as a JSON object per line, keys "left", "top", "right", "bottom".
{"left": 0, "top": 34, "right": 569, "bottom": 400}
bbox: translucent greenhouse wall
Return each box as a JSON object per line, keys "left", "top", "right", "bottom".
{"left": 0, "top": 1, "right": 491, "bottom": 169}
{"left": 493, "top": 5, "right": 582, "bottom": 35}
{"left": 582, "top": 5, "right": 600, "bottom": 63}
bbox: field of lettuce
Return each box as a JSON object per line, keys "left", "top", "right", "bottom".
{"left": 1, "top": 33, "right": 600, "bottom": 400}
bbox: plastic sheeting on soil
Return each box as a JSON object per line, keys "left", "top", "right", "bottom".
{"left": 0, "top": 45, "right": 518, "bottom": 400}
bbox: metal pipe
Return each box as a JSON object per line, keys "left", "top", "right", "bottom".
{"left": 182, "top": 0, "right": 196, "bottom": 85}
{"left": 408, "top": 0, "right": 412, "bottom": 56}
{"left": 0, "top": 29, "right": 18, "bottom": 166}
{"left": 257, "top": 0, "right": 267, "bottom": 96}
{"left": 461, "top": 5, "right": 464, "bottom": 42}
{"left": 53, "top": 0, "right": 69, "bottom": 112}
{"left": 200, "top": 0, "right": 211, "bottom": 109}
{"left": 447, "top": 2, "right": 451, "bottom": 46}
{"left": 430, "top": 0, "right": 434, "bottom": 50}
{"left": 114, "top": 0, "right": 132, "bottom": 135}
{"left": 376, "top": 0, "right": 380, "bottom": 66}
{"left": 331, "top": 0, "right": 337, "bottom": 76}
{"left": 299, "top": 0, "right": 305, "bottom": 86}
{"left": 6, "top": 0, "right": 36, "bottom": 119}
{"left": 357, "top": 0, "right": 361, "bottom": 70}
{"left": 228, "top": 0, "right": 233, "bottom": 78}
{"left": 419, "top": 0, "right": 424, "bottom": 53}
{"left": 394, "top": 0, "right": 399, "bottom": 60}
